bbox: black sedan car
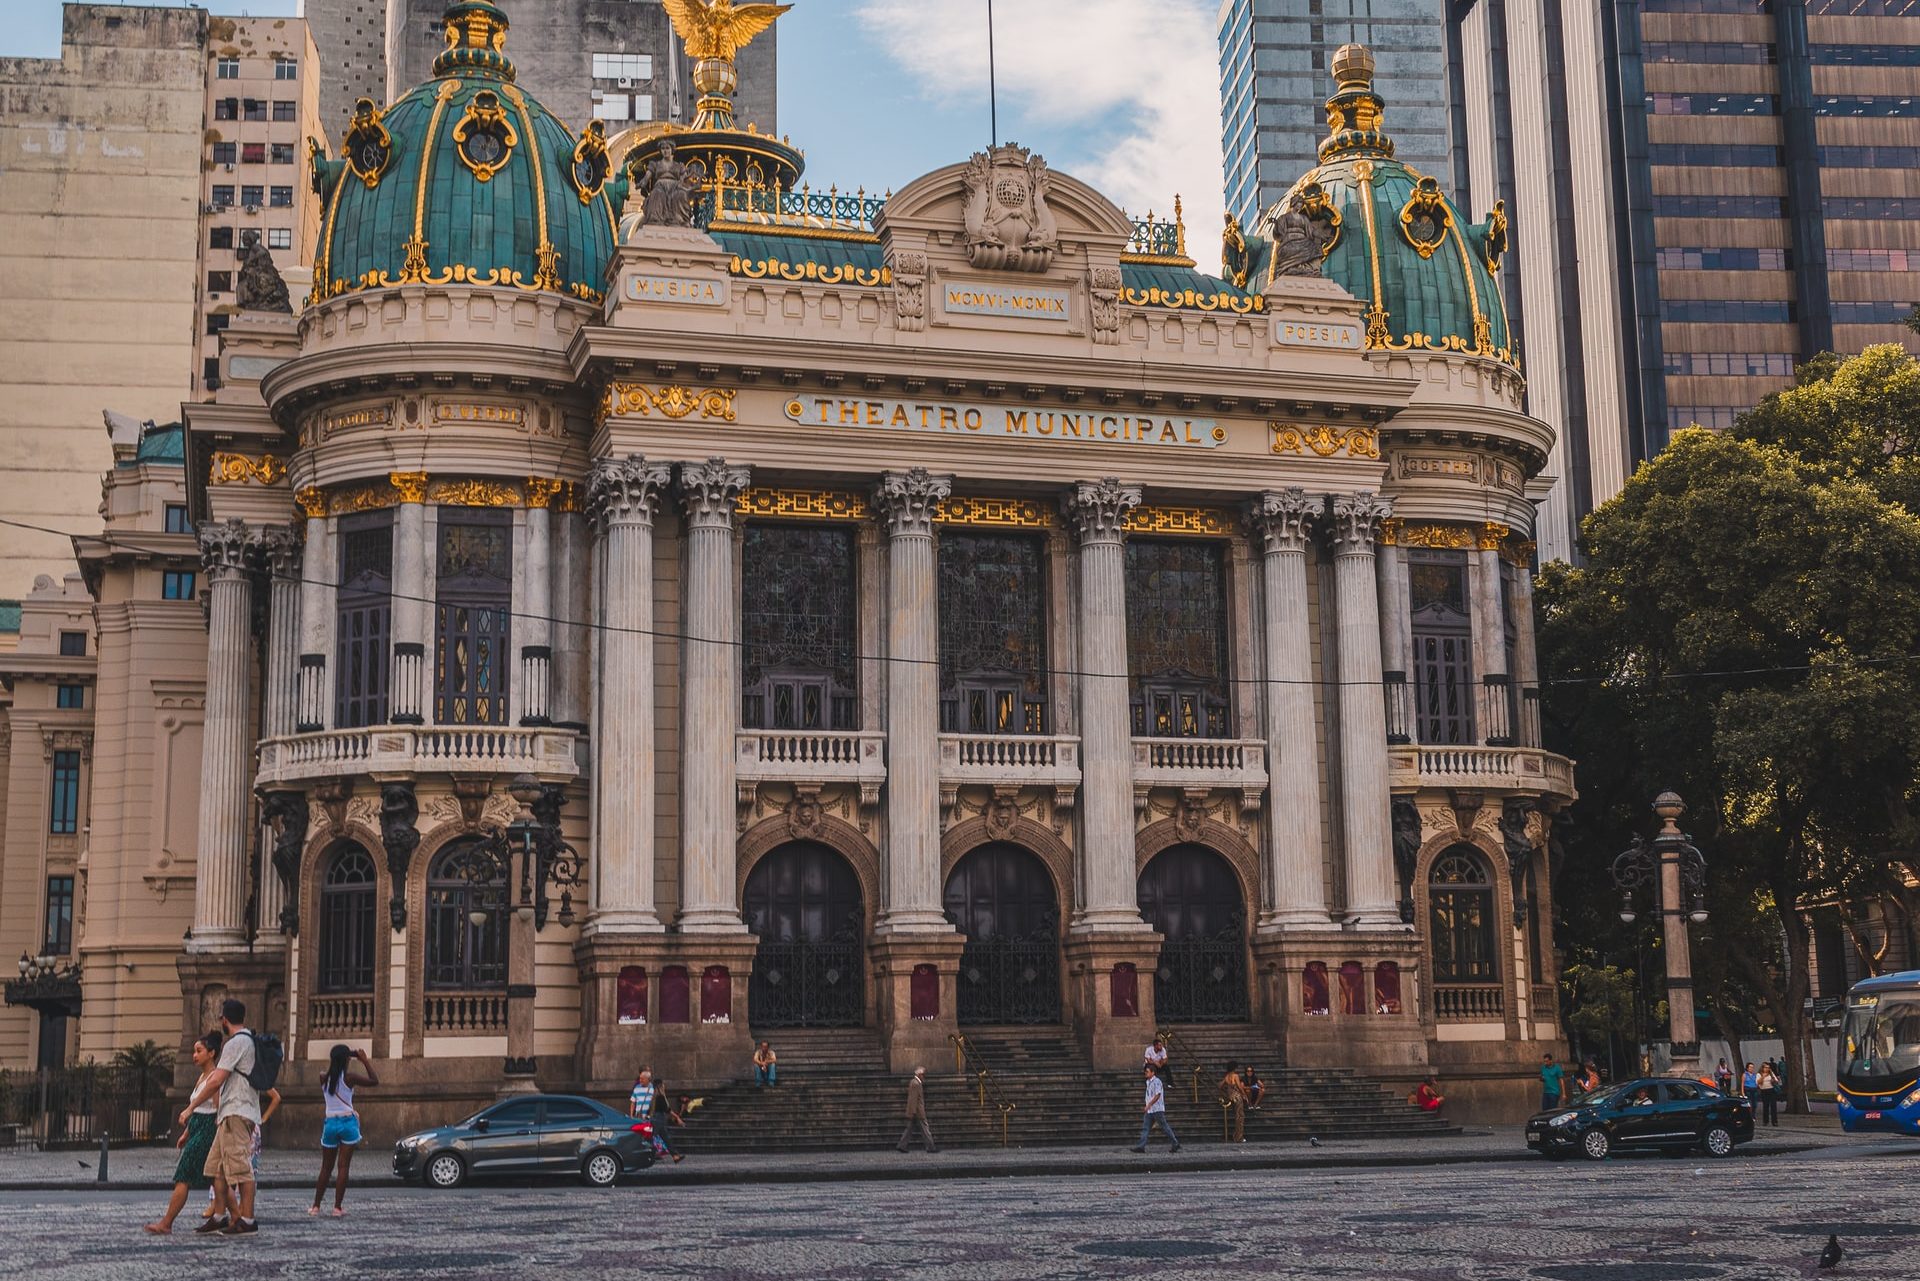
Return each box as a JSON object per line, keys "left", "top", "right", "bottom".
{"left": 1527, "top": 1077, "right": 1755, "bottom": 1160}
{"left": 393, "top": 1094, "right": 659, "bottom": 1188}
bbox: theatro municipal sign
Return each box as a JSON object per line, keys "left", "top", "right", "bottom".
{"left": 782, "top": 397, "right": 1227, "bottom": 450}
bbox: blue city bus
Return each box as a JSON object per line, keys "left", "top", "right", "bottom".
{"left": 1837, "top": 970, "right": 1920, "bottom": 1134}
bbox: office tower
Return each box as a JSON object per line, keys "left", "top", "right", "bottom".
{"left": 1219, "top": 0, "right": 1456, "bottom": 228}
{"left": 296, "top": 0, "right": 390, "bottom": 150}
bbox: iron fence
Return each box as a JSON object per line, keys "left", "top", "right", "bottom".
{"left": 0, "top": 1064, "right": 174, "bottom": 1148}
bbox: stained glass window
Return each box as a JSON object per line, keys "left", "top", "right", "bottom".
{"left": 435, "top": 510, "right": 511, "bottom": 726}
{"left": 1125, "top": 539, "right": 1229, "bottom": 737}
{"left": 938, "top": 530, "right": 1048, "bottom": 733}
{"left": 741, "top": 524, "right": 858, "bottom": 730}
{"left": 318, "top": 844, "right": 376, "bottom": 994}
{"left": 1430, "top": 849, "right": 1497, "bottom": 983}
{"left": 1409, "top": 549, "right": 1473, "bottom": 745}
{"left": 336, "top": 513, "right": 393, "bottom": 728}
{"left": 425, "top": 840, "right": 506, "bottom": 989}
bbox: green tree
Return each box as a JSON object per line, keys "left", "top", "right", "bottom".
{"left": 1539, "top": 345, "right": 1920, "bottom": 1110}
{"left": 110, "top": 1040, "right": 174, "bottom": 1113}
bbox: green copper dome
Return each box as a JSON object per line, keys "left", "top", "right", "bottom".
{"left": 308, "top": 1, "right": 622, "bottom": 306}
{"left": 1256, "top": 45, "right": 1514, "bottom": 368}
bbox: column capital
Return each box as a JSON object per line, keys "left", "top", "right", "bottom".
{"left": 1327, "top": 492, "right": 1393, "bottom": 553}
{"left": 260, "top": 523, "right": 303, "bottom": 578}
{"left": 587, "top": 455, "right": 674, "bottom": 531}
{"left": 677, "top": 457, "right": 751, "bottom": 529}
{"left": 1247, "top": 488, "right": 1318, "bottom": 554}
{"left": 197, "top": 518, "right": 259, "bottom": 580}
{"left": 872, "top": 467, "right": 953, "bottom": 538}
{"left": 1064, "top": 478, "right": 1142, "bottom": 544}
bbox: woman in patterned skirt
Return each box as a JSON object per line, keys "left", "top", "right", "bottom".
{"left": 143, "top": 1030, "right": 222, "bottom": 1234}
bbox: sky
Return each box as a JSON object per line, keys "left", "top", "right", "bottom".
{"left": 7, "top": 0, "right": 1232, "bottom": 271}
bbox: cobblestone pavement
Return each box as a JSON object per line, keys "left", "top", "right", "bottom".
{"left": 1, "top": 1141, "right": 1916, "bottom": 1279}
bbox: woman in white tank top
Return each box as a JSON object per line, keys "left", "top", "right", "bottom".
{"left": 310, "top": 1044, "right": 378, "bottom": 1217}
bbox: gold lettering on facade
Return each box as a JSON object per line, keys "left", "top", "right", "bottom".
{"left": 735, "top": 487, "right": 870, "bottom": 521}
{"left": 781, "top": 397, "right": 1225, "bottom": 452}
{"left": 321, "top": 404, "right": 395, "bottom": 438}
{"left": 1400, "top": 455, "right": 1476, "bottom": 479}
{"left": 209, "top": 452, "right": 288, "bottom": 487}
{"left": 431, "top": 401, "right": 527, "bottom": 428}
{"left": 1125, "top": 506, "right": 1235, "bottom": 537}
{"left": 599, "top": 383, "right": 738, "bottom": 426}
{"left": 1271, "top": 424, "right": 1380, "bottom": 459}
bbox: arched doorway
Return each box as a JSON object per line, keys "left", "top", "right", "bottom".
{"left": 943, "top": 843, "right": 1060, "bottom": 1024}
{"left": 743, "top": 842, "right": 865, "bottom": 1028}
{"left": 1138, "top": 844, "right": 1248, "bottom": 1022}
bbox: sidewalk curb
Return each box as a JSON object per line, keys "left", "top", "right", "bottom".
{"left": 0, "top": 1137, "right": 1843, "bottom": 1193}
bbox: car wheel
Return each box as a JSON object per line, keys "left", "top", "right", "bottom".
{"left": 581, "top": 1150, "right": 622, "bottom": 1188}
{"left": 1702, "top": 1125, "right": 1735, "bottom": 1158}
{"left": 425, "top": 1152, "right": 466, "bottom": 1189}
{"left": 1580, "top": 1128, "right": 1611, "bottom": 1161}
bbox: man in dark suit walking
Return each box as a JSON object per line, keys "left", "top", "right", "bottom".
{"left": 896, "top": 1066, "right": 938, "bottom": 1153}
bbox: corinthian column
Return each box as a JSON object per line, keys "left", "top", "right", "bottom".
{"left": 295, "top": 494, "right": 333, "bottom": 732}
{"left": 388, "top": 473, "right": 429, "bottom": 724}
{"left": 189, "top": 519, "right": 260, "bottom": 952}
{"left": 260, "top": 526, "right": 302, "bottom": 739}
{"left": 1328, "top": 493, "right": 1399, "bottom": 926}
{"left": 676, "top": 458, "right": 751, "bottom": 933}
{"left": 872, "top": 468, "right": 953, "bottom": 934}
{"left": 585, "top": 456, "right": 673, "bottom": 934}
{"left": 1249, "top": 490, "right": 1331, "bottom": 930}
{"left": 1065, "top": 479, "right": 1144, "bottom": 932}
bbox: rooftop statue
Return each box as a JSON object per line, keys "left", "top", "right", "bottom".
{"left": 1266, "top": 182, "right": 1340, "bottom": 279}
{"left": 235, "top": 229, "right": 293, "bottom": 313}
{"left": 660, "top": 0, "right": 793, "bottom": 61}
{"left": 625, "top": 140, "right": 708, "bottom": 234}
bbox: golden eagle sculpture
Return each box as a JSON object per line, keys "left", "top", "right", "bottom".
{"left": 660, "top": 0, "right": 793, "bottom": 63}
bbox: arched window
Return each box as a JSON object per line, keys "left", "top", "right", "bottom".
{"left": 318, "top": 843, "right": 377, "bottom": 993}
{"left": 1429, "top": 849, "right": 1497, "bottom": 983}
{"left": 425, "top": 840, "right": 506, "bottom": 990}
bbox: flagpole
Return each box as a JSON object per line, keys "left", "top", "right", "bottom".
{"left": 987, "top": 0, "right": 998, "bottom": 146}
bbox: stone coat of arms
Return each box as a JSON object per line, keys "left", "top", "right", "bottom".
{"left": 962, "top": 144, "right": 1058, "bottom": 272}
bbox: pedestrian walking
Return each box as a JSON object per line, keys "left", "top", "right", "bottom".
{"left": 1757, "top": 1061, "right": 1781, "bottom": 1126}
{"left": 895, "top": 1066, "right": 938, "bottom": 1153}
{"left": 650, "top": 1074, "right": 687, "bottom": 1163}
{"left": 753, "top": 1040, "right": 778, "bottom": 1087}
{"left": 174, "top": 998, "right": 263, "bottom": 1236}
{"left": 1714, "top": 1057, "right": 1734, "bottom": 1095}
{"left": 1132, "top": 1064, "right": 1181, "bottom": 1153}
{"left": 144, "top": 1031, "right": 221, "bottom": 1234}
{"left": 1742, "top": 1061, "right": 1758, "bottom": 1099}
{"left": 1220, "top": 1067, "right": 1249, "bottom": 1142}
{"left": 251, "top": 1083, "right": 282, "bottom": 1191}
{"left": 1243, "top": 1065, "right": 1265, "bottom": 1111}
{"left": 310, "top": 1045, "right": 378, "bottom": 1217}
{"left": 628, "top": 1069, "right": 682, "bottom": 1162}
{"left": 1539, "top": 1053, "right": 1565, "bottom": 1110}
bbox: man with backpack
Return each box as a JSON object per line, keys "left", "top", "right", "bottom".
{"left": 175, "top": 998, "right": 281, "bottom": 1236}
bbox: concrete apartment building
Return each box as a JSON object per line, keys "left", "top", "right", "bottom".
{"left": 195, "top": 17, "right": 324, "bottom": 398}
{"left": 0, "top": 5, "right": 322, "bottom": 591}
{"left": 301, "top": 0, "right": 777, "bottom": 144}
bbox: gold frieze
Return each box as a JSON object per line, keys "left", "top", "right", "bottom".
{"left": 209, "top": 452, "right": 288, "bottom": 486}
{"left": 1270, "top": 424, "right": 1380, "bottom": 459}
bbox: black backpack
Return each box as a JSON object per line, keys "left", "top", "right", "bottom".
{"left": 242, "top": 1030, "right": 283, "bottom": 1092}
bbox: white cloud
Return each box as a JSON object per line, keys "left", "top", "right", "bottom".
{"left": 857, "top": 0, "right": 1227, "bottom": 274}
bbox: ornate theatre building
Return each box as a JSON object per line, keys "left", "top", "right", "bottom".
{"left": 20, "top": 1, "right": 1578, "bottom": 1125}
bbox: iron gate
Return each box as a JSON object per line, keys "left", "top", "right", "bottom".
{"left": 956, "top": 936, "right": 1060, "bottom": 1025}
{"left": 748, "top": 939, "right": 865, "bottom": 1029}
{"left": 1155, "top": 927, "right": 1249, "bottom": 1022}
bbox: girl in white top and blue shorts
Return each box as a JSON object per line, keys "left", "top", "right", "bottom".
{"left": 311, "top": 1044, "right": 378, "bottom": 1217}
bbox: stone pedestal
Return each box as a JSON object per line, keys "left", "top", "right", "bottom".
{"left": 574, "top": 932, "right": 759, "bottom": 1086}
{"left": 869, "top": 933, "right": 967, "bottom": 1073}
{"left": 1062, "top": 932, "right": 1162, "bottom": 1070}
{"left": 1250, "top": 932, "right": 1429, "bottom": 1072}
{"left": 173, "top": 953, "right": 284, "bottom": 1077}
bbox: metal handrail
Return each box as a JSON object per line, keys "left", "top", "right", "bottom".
{"left": 1156, "top": 1027, "right": 1216, "bottom": 1105}
{"left": 947, "top": 1033, "right": 1016, "bottom": 1147}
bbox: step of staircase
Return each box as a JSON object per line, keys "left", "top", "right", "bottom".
{"left": 748, "top": 1027, "right": 888, "bottom": 1077}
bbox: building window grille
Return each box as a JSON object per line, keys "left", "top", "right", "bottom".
{"left": 1429, "top": 850, "right": 1497, "bottom": 983}
{"left": 741, "top": 523, "right": 858, "bottom": 730}
{"left": 49, "top": 750, "right": 80, "bottom": 835}
{"left": 434, "top": 510, "right": 511, "bottom": 726}
{"left": 425, "top": 841, "right": 506, "bottom": 989}
{"left": 1126, "top": 539, "right": 1230, "bottom": 737}
{"left": 318, "top": 844, "right": 377, "bottom": 993}
{"left": 336, "top": 512, "right": 393, "bottom": 728}
{"left": 1409, "top": 550, "right": 1474, "bottom": 745}
{"left": 939, "top": 529, "right": 1047, "bottom": 733}
{"left": 44, "top": 876, "right": 75, "bottom": 955}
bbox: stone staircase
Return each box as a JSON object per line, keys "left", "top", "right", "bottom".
{"left": 664, "top": 1024, "right": 1456, "bottom": 1154}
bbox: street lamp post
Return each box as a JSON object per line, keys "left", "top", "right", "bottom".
{"left": 1611, "top": 791, "right": 1708, "bottom": 1077}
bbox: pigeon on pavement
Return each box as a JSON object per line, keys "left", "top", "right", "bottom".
{"left": 1819, "top": 1233, "right": 1844, "bottom": 1270}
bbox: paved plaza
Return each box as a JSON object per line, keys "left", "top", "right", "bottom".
{"left": 1, "top": 1136, "right": 1915, "bottom": 1279}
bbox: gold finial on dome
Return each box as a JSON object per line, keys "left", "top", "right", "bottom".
{"left": 432, "top": 1, "right": 515, "bottom": 80}
{"left": 662, "top": 0, "right": 792, "bottom": 130}
{"left": 1319, "top": 41, "right": 1394, "bottom": 162}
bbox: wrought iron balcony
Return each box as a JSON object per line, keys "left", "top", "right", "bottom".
{"left": 256, "top": 725, "right": 584, "bottom": 786}
{"left": 1130, "top": 737, "right": 1268, "bottom": 816}
{"left": 1389, "top": 743, "right": 1576, "bottom": 802}
{"left": 938, "top": 733, "right": 1081, "bottom": 810}
{"left": 5, "top": 962, "right": 82, "bottom": 1014}
{"left": 734, "top": 729, "right": 887, "bottom": 810}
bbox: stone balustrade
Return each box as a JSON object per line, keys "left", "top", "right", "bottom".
{"left": 1434, "top": 983, "right": 1505, "bottom": 1021}
{"left": 1130, "top": 737, "right": 1268, "bottom": 816}
{"left": 937, "top": 733, "right": 1082, "bottom": 809}
{"left": 256, "top": 725, "right": 583, "bottom": 786}
{"left": 1389, "top": 743, "right": 1576, "bottom": 802}
{"left": 734, "top": 729, "right": 888, "bottom": 811}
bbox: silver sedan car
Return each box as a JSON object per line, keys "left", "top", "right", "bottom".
{"left": 393, "top": 1093, "right": 661, "bottom": 1188}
